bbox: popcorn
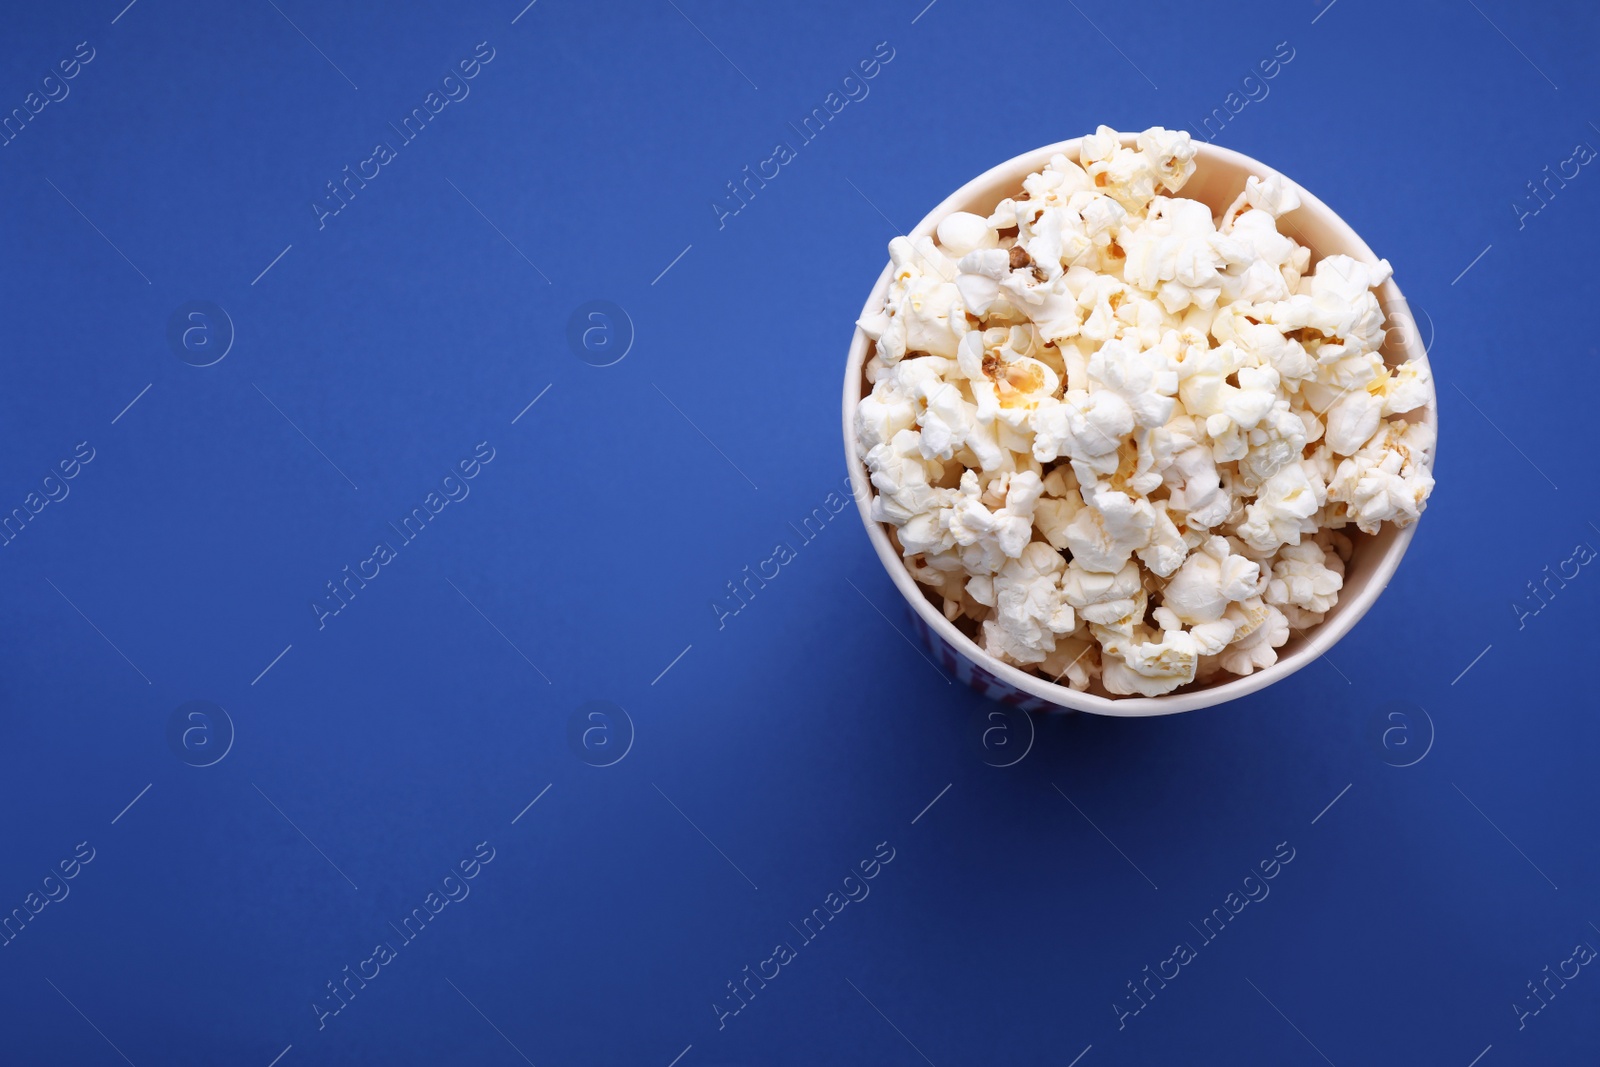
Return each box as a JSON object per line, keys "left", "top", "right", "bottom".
{"left": 1322, "top": 388, "right": 1384, "bottom": 455}
{"left": 936, "top": 211, "right": 998, "bottom": 258}
{"left": 1061, "top": 559, "right": 1143, "bottom": 622}
{"left": 855, "top": 380, "right": 917, "bottom": 453}
{"left": 1162, "top": 536, "right": 1261, "bottom": 625}
{"left": 1235, "top": 461, "right": 1320, "bottom": 553}
{"left": 1088, "top": 337, "right": 1178, "bottom": 428}
{"left": 1222, "top": 173, "right": 1303, "bottom": 223}
{"left": 855, "top": 126, "right": 1434, "bottom": 697}
{"left": 1259, "top": 254, "right": 1392, "bottom": 362}
{"left": 1081, "top": 124, "right": 1196, "bottom": 211}
{"left": 1121, "top": 197, "right": 1240, "bottom": 313}
{"left": 865, "top": 429, "right": 946, "bottom": 526}
{"left": 947, "top": 469, "right": 1044, "bottom": 574}
{"left": 1217, "top": 604, "right": 1290, "bottom": 676}
{"left": 1166, "top": 445, "right": 1232, "bottom": 528}
{"left": 1264, "top": 540, "right": 1344, "bottom": 628}
{"left": 1033, "top": 467, "right": 1084, "bottom": 546}
{"left": 954, "top": 249, "right": 1010, "bottom": 317}
{"left": 972, "top": 541, "right": 1077, "bottom": 665}
{"left": 1374, "top": 361, "right": 1432, "bottom": 416}
{"left": 1236, "top": 401, "right": 1308, "bottom": 487}
{"left": 1040, "top": 635, "right": 1099, "bottom": 689}
{"left": 917, "top": 379, "right": 975, "bottom": 461}
{"left": 1102, "top": 629, "right": 1202, "bottom": 697}
{"left": 1061, "top": 486, "right": 1156, "bottom": 573}
{"left": 858, "top": 236, "right": 965, "bottom": 362}
{"left": 1326, "top": 419, "right": 1435, "bottom": 534}
{"left": 1136, "top": 503, "right": 1190, "bottom": 578}
{"left": 1137, "top": 127, "right": 1199, "bottom": 192}
{"left": 1029, "top": 389, "right": 1132, "bottom": 466}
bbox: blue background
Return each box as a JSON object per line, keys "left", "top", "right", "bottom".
{"left": 1, "top": 0, "right": 1596, "bottom": 1064}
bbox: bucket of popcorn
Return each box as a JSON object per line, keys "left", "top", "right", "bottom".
{"left": 843, "top": 127, "right": 1437, "bottom": 716}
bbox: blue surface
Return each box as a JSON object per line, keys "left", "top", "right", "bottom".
{"left": 1, "top": 1, "right": 1597, "bottom": 1064}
